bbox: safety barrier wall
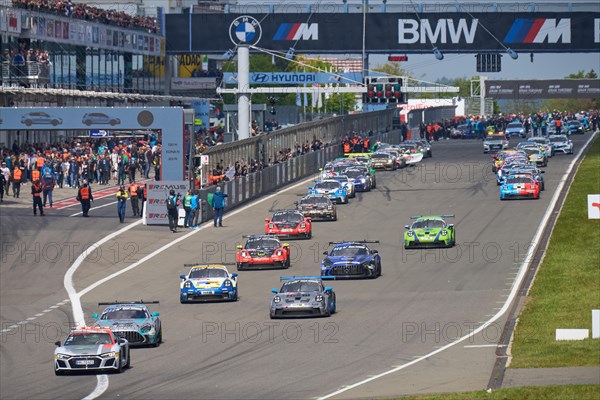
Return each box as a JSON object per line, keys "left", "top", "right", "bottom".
{"left": 198, "top": 129, "right": 401, "bottom": 223}
{"left": 201, "top": 109, "right": 394, "bottom": 171}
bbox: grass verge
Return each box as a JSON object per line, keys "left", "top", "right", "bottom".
{"left": 393, "top": 384, "right": 599, "bottom": 400}
{"left": 509, "top": 136, "right": 600, "bottom": 368}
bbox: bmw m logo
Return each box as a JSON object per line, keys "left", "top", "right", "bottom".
{"left": 229, "top": 16, "right": 262, "bottom": 46}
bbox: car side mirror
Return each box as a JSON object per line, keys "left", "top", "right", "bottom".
{"left": 152, "top": 312, "right": 159, "bottom": 317}
{"left": 179, "top": 274, "right": 186, "bottom": 280}
{"left": 265, "top": 218, "right": 270, "bottom": 222}
{"left": 118, "top": 338, "right": 126, "bottom": 344}
{"left": 404, "top": 225, "right": 410, "bottom": 229}
{"left": 236, "top": 244, "right": 243, "bottom": 249}
{"left": 308, "top": 186, "right": 313, "bottom": 190}
{"left": 540, "top": 170, "right": 545, "bottom": 173}
{"left": 372, "top": 250, "right": 378, "bottom": 254}
{"left": 92, "top": 313, "right": 99, "bottom": 319}
{"left": 55, "top": 341, "right": 61, "bottom": 346}
{"left": 293, "top": 201, "right": 298, "bottom": 206}
{"left": 324, "top": 286, "right": 332, "bottom": 292}
{"left": 271, "top": 288, "right": 278, "bottom": 294}
{"left": 323, "top": 251, "right": 328, "bottom": 255}
{"left": 448, "top": 224, "right": 454, "bottom": 228}
{"left": 231, "top": 273, "right": 238, "bottom": 279}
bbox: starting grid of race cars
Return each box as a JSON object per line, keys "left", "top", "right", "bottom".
{"left": 54, "top": 134, "right": 575, "bottom": 375}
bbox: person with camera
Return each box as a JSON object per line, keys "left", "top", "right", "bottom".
{"left": 166, "top": 189, "right": 181, "bottom": 233}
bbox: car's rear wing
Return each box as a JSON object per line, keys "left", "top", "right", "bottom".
{"left": 280, "top": 276, "right": 335, "bottom": 281}
{"left": 183, "top": 262, "right": 237, "bottom": 268}
{"left": 242, "top": 234, "right": 279, "bottom": 238}
{"left": 98, "top": 300, "right": 159, "bottom": 306}
{"left": 410, "top": 215, "right": 454, "bottom": 219}
{"left": 328, "top": 240, "right": 380, "bottom": 245}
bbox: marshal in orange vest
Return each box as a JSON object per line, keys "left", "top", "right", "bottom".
{"left": 31, "top": 169, "right": 40, "bottom": 182}
{"left": 13, "top": 168, "right": 22, "bottom": 181}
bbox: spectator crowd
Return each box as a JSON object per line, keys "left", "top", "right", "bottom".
{"left": 12, "top": 0, "right": 158, "bottom": 33}
{"left": 1, "top": 134, "right": 162, "bottom": 199}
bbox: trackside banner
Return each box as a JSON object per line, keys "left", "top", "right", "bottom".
{"left": 145, "top": 181, "right": 189, "bottom": 225}
{"left": 166, "top": 12, "right": 600, "bottom": 53}
{"left": 0, "top": 107, "right": 185, "bottom": 181}
{"left": 486, "top": 79, "right": 600, "bottom": 99}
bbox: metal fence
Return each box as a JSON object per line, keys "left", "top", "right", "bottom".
{"left": 198, "top": 129, "right": 401, "bottom": 224}
{"left": 202, "top": 109, "right": 393, "bottom": 171}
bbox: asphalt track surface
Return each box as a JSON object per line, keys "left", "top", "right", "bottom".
{"left": 0, "top": 135, "right": 592, "bottom": 400}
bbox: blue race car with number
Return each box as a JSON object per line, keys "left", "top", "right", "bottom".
{"left": 308, "top": 180, "right": 348, "bottom": 204}
{"left": 180, "top": 264, "right": 238, "bottom": 302}
{"left": 321, "top": 241, "right": 381, "bottom": 279}
{"left": 92, "top": 301, "right": 162, "bottom": 347}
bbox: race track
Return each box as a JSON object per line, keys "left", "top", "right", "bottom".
{"left": 0, "top": 135, "right": 591, "bottom": 400}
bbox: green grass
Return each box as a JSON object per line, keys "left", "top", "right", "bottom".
{"left": 510, "top": 137, "right": 600, "bottom": 368}
{"left": 392, "top": 385, "right": 599, "bottom": 400}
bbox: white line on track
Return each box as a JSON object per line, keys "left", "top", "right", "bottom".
{"left": 55, "top": 191, "right": 117, "bottom": 210}
{"left": 317, "top": 132, "right": 597, "bottom": 400}
{"left": 464, "top": 344, "right": 507, "bottom": 348}
{"left": 67, "top": 175, "right": 317, "bottom": 400}
{"left": 70, "top": 201, "right": 118, "bottom": 217}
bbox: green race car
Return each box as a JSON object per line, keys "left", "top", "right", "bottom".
{"left": 403, "top": 215, "right": 455, "bottom": 249}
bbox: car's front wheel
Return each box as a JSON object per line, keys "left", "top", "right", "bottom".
{"left": 125, "top": 348, "right": 131, "bottom": 368}
{"left": 153, "top": 329, "right": 162, "bottom": 347}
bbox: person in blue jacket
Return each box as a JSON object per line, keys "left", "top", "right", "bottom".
{"left": 211, "top": 186, "right": 228, "bottom": 227}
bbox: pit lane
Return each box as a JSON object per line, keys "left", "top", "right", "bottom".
{"left": 0, "top": 134, "right": 592, "bottom": 399}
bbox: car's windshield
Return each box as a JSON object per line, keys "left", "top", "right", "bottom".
{"left": 507, "top": 176, "right": 534, "bottom": 184}
{"left": 522, "top": 148, "right": 540, "bottom": 155}
{"left": 329, "top": 245, "right": 368, "bottom": 257}
{"left": 64, "top": 332, "right": 112, "bottom": 345}
{"left": 411, "top": 219, "right": 446, "bottom": 229}
{"left": 301, "top": 196, "right": 329, "bottom": 205}
{"left": 101, "top": 308, "right": 148, "bottom": 320}
{"left": 568, "top": 121, "right": 581, "bottom": 126}
{"left": 245, "top": 238, "right": 280, "bottom": 249}
{"left": 272, "top": 212, "right": 304, "bottom": 223}
{"left": 507, "top": 123, "right": 522, "bottom": 128}
{"left": 280, "top": 281, "right": 322, "bottom": 293}
{"left": 371, "top": 153, "right": 390, "bottom": 159}
{"left": 189, "top": 268, "right": 228, "bottom": 279}
{"left": 314, "top": 181, "right": 341, "bottom": 190}
{"left": 550, "top": 136, "right": 567, "bottom": 143}
{"left": 487, "top": 135, "right": 506, "bottom": 141}
{"left": 344, "top": 170, "right": 363, "bottom": 178}
{"left": 332, "top": 165, "right": 350, "bottom": 173}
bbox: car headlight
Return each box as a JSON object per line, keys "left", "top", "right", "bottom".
{"left": 224, "top": 280, "right": 232, "bottom": 287}
{"left": 359, "top": 178, "right": 366, "bottom": 183}
{"left": 441, "top": 230, "right": 448, "bottom": 236}
{"left": 407, "top": 231, "right": 414, "bottom": 237}
{"left": 241, "top": 250, "right": 248, "bottom": 257}
{"left": 140, "top": 324, "right": 152, "bottom": 333}
{"left": 363, "top": 262, "right": 374, "bottom": 270}
{"left": 55, "top": 353, "right": 70, "bottom": 360}
{"left": 276, "top": 250, "right": 283, "bottom": 256}
{"left": 315, "top": 295, "right": 324, "bottom": 302}
{"left": 184, "top": 281, "right": 192, "bottom": 289}
{"left": 273, "top": 296, "right": 281, "bottom": 303}
{"left": 100, "top": 352, "right": 116, "bottom": 358}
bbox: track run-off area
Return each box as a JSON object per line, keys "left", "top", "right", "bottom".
{"left": 0, "top": 134, "right": 595, "bottom": 400}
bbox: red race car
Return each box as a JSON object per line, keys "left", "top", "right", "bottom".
{"left": 236, "top": 235, "right": 290, "bottom": 270}
{"left": 265, "top": 210, "right": 312, "bottom": 239}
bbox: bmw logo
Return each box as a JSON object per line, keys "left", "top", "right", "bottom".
{"left": 229, "top": 16, "right": 262, "bottom": 46}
